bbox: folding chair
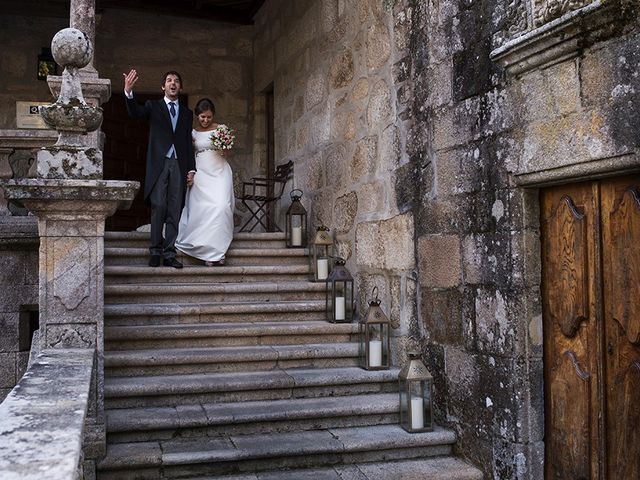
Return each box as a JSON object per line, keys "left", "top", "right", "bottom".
{"left": 238, "top": 160, "right": 293, "bottom": 232}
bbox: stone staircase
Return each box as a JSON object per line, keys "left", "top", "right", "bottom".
{"left": 97, "top": 231, "right": 483, "bottom": 480}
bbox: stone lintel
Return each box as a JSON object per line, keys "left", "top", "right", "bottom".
{"left": 0, "top": 348, "right": 94, "bottom": 480}
{"left": 0, "top": 129, "right": 58, "bottom": 149}
{"left": 514, "top": 151, "right": 640, "bottom": 187}
{"left": 490, "top": 0, "right": 626, "bottom": 76}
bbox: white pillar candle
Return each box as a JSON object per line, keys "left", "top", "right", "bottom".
{"left": 335, "top": 296, "right": 345, "bottom": 320}
{"left": 291, "top": 226, "right": 302, "bottom": 246}
{"left": 369, "top": 339, "right": 382, "bottom": 367}
{"left": 411, "top": 397, "right": 424, "bottom": 429}
{"left": 317, "top": 258, "right": 328, "bottom": 280}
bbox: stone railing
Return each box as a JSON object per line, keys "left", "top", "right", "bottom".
{"left": 0, "top": 129, "right": 57, "bottom": 216}
{"left": 0, "top": 349, "right": 95, "bottom": 480}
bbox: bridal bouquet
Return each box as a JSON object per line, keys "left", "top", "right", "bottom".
{"left": 210, "top": 124, "right": 235, "bottom": 150}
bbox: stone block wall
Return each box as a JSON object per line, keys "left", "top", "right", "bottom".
{"left": 398, "top": 0, "right": 640, "bottom": 479}
{"left": 0, "top": 218, "right": 39, "bottom": 402}
{"left": 253, "top": 0, "right": 417, "bottom": 363}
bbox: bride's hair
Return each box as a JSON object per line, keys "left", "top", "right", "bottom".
{"left": 195, "top": 98, "right": 216, "bottom": 116}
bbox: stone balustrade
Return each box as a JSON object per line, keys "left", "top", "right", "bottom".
{"left": 0, "top": 129, "right": 57, "bottom": 216}
{"left": 0, "top": 348, "right": 95, "bottom": 480}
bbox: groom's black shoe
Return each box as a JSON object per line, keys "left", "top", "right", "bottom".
{"left": 163, "top": 257, "right": 183, "bottom": 269}
{"left": 149, "top": 255, "right": 161, "bottom": 267}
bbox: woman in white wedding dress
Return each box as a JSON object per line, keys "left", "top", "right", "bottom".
{"left": 176, "top": 98, "right": 234, "bottom": 265}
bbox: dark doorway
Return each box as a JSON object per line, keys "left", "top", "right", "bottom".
{"left": 265, "top": 85, "right": 275, "bottom": 230}
{"left": 102, "top": 92, "right": 189, "bottom": 231}
{"left": 102, "top": 92, "right": 151, "bottom": 231}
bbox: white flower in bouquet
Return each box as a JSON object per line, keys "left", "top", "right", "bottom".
{"left": 210, "top": 124, "right": 235, "bottom": 150}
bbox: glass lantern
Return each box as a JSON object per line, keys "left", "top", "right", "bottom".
{"left": 399, "top": 351, "right": 434, "bottom": 432}
{"left": 310, "top": 226, "right": 333, "bottom": 282}
{"left": 359, "top": 287, "right": 390, "bottom": 370}
{"left": 285, "top": 189, "right": 307, "bottom": 248}
{"left": 325, "top": 257, "right": 354, "bottom": 323}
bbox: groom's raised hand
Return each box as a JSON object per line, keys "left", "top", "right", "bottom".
{"left": 123, "top": 69, "right": 138, "bottom": 95}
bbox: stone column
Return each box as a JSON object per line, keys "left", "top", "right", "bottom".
{"left": 70, "top": 0, "right": 97, "bottom": 77}
{"left": 48, "top": 0, "right": 109, "bottom": 150}
{"left": 0, "top": 149, "right": 12, "bottom": 216}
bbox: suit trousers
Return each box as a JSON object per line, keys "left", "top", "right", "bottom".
{"left": 149, "top": 156, "right": 183, "bottom": 258}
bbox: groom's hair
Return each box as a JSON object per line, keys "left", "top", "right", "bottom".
{"left": 162, "top": 70, "right": 183, "bottom": 86}
{"left": 195, "top": 98, "right": 216, "bottom": 116}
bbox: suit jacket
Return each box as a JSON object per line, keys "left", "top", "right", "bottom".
{"left": 125, "top": 96, "right": 195, "bottom": 202}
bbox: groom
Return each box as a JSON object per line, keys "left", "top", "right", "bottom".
{"left": 123, "top": 69, "right": 195, "bottom": 268}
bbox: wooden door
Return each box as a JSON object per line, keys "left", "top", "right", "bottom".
{"left": 600, "top": 178, "right": 640, "bottom": 480}
{"left": 541, "top": 176, "right": 640, "bottom": 480}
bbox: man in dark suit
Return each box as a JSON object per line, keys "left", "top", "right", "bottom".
{"left": 123, "top": 69, "right": 195, "bottom": 268}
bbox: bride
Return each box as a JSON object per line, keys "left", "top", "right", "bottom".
{"left": 175, "top": 98, "right": 234, "bottom": 266}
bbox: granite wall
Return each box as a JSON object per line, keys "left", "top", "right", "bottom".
{"left": 253, "top": 0, "right": 417, "bottom": 363}
{"left": 255, "top": 0, "right": 639, "bottom": 478}
{"left": 0, "top": 218, "right": 38, "bottom": 402}
{"left": 399, "top": 0, "right": 640, "bottom": 478}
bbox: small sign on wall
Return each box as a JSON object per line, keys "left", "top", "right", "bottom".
{"left": 16, "top": 101, "right": 48, "bottom": 129}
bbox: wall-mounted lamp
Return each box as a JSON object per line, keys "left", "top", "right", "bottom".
{"left": 37, "top": 48, "right": 57, "bottom": 81}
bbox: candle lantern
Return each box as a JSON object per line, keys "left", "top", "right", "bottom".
{"left": 285, "top": 189, "right": 307, "bottom": 248}
{"left": 310, "top": 226, "right": 333, "bottom": 281}
{"left": 325, "top": 257, "right": 354, "bottom": 323}
{"left": 399, "top": 351, "right": 433, "bottom": 432}
{"left": 359, "top": 287, "right": 390, "bottom": 370}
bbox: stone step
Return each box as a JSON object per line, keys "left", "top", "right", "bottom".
{"left": 185, "top": 458, "right": 484, "bottom": 480}
{"left": 104, "top": 366, "right": 400, "bottom": 409}
{"left": 104, "top": 281, "right": 327, "bottom": 305}
{"left": 97, "top": 424, "right": 457, "bottom": 479}
{"left": 104, "top": 300, "right": 329, "bottom": 326}
{"left": 104, "top": 343, "right": 360, "bottom": 376}
{"left": 105, "top": 321, "right": 359, "bottom": 350}
{"left": 105, "top": 231, "right": 288, "bottom": 249}
{"left": 106, "top": 393, "right": 400, "bottom": 443}
{"left": 105, "top": 264, "right": 311, "bottom": 284}
{"left": 105, "top": 247, "right": 310, "bottom": 266}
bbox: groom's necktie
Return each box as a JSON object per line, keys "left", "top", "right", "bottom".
{"left": 167, "top": 102, "right": 178, "bottom": 158}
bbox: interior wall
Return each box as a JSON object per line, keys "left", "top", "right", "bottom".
{"left": 0, "top": 9, "right": 256, "bottom": 188}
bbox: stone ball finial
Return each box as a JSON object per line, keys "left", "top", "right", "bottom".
{"left": 51, "top": 28, "right": 93, "bottom": 69}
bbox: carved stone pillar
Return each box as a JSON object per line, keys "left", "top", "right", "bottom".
{"left": 5, "top": 180, "right": 137, "bottom": 466}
